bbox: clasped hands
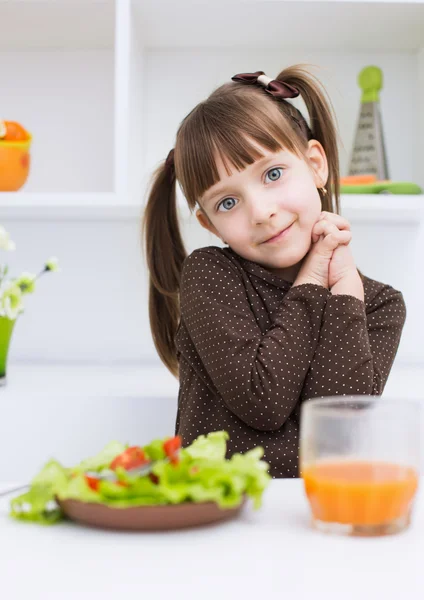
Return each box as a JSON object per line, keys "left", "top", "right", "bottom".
{"left": 295, "top": 211, "right": 364, "bottom": 300}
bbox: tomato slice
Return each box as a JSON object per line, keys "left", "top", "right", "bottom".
{"left": 163, "top": 436, "right": 182, "bottom": 465}
{"left": 110, "top": 446, "right": 148, "bottom": 471}
{"left": 85, "top": 475, "right": 127, "bottom": 490}
{"left": 85, "top": 475, "right": 100, "bottom": 492}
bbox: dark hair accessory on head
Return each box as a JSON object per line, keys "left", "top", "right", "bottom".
{"left": 231, "top": 71, "right": 300, "bottom": 99}
{"left": 232, "top": 71, "right": 310, "bottom": 138}
{"left": 165, "top": 148, "right": 175, "bottom": 184}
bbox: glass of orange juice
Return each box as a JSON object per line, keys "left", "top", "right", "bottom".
{"left": 300, "top": 396, "right": 421, "bottom": 536}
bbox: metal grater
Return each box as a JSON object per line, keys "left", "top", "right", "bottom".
{"left": 348, "top": 66, "right": 389, "bottom": 180}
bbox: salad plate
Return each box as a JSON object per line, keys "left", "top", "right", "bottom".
{"left": 57, "top": 495, "right": 247, "bottom": 531}
{"left": 9, "top": 431, "right": 270, "bottom": 531}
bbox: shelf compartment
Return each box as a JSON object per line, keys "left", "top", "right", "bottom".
{"left": 0, "top": 1, "right": 116, "bottom": 195}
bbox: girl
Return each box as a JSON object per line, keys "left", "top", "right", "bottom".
{"left": 142, "top": 65, "right": 406, "bottom": 478}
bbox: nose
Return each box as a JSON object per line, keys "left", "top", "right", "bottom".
{"left": 247, "top": 194, "right": 278, "bottom": 224}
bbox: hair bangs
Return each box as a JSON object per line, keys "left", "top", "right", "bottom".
{"left": 176, "top": 87, "right": 306, "bottom": 210}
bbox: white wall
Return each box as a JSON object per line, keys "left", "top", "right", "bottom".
{"left": 142, "top": 48, "right": 421, "bottom": 192}
{"left": 2, "top": 47, "right": 423, "bottom": 366}
{"left": 0, "top": 50, "right": 114, "bottom": 193}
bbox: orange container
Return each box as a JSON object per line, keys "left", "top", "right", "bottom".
{"left": 0, "top": 121, "right": 32, "bottom": 191}
{"left": 340, "top": 175, "right": 377, "bottom": 185}
{"left": 303, "top": 460, "right": 418, "bottom": 526}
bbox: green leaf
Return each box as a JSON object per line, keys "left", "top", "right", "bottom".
{"left": 73, "top": 441, "right": 127, "bottom": 474}
{"left": 10, "top": 460, "right": 69, "bottom": 525}
{"left": 183, "top": 430, "right": 229, "bottom": 461}
{"left": 142, "top": 438, "right": 167, "bottom": 461}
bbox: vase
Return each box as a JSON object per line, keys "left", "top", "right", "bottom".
{"left": 0, "top": 316, "right": 16, "bottom": 386}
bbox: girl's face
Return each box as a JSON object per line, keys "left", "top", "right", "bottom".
{"left": 196, "top": 139, "right": 328, "bottom": 282}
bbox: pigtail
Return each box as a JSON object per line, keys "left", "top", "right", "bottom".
{"left": 276, "top": 65, "right": 341, "bottom": 215}
{"left": 141, "top": 160, "right": 187, "bottom": 378}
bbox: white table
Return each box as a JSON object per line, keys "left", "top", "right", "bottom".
{"left": 1, "top": 479, "right": 423, "bottom": 600}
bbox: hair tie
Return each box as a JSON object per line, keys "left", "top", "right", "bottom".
{"left": 231, "top": 70, "right": 312, "bottom": 137}
{"left": 231, "top": 71, "right": 300, "bottom": 99}
{"left": 165, "top": 148, "right": 176, "bottom": 184}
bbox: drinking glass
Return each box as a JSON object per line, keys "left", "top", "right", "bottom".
{"left": 300, "top": 396, "right": 421, "bottom": 536}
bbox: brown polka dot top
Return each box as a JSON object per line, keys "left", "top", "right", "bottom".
{"left": 174, "top": 246, "right": 407, "bottom": 478}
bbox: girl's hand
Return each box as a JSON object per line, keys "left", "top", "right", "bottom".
{"left": 316, "top": 212, "right": 358, "bottom": 289}
{"left": 328, "top": 242, "right": 358, "bottom": 289}
{"left": 293, "top": 212, "right": 352, "bottom": 289}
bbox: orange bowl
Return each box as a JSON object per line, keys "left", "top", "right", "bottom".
{"left": 0, "top": 137, "right": 32, "bottom": 191}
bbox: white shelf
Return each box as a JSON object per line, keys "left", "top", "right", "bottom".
{"left": 339, "top": 194, "right": 424, "bottom": 222}
{"left": 134, "top": 0, "right": 424, "bottom": 50}
{"left": 1, "top": 0, "right": 423, "bottom": 207}
{"left": 0, "top": 0, "right": 119, "bottom": 196}
{"left": 0, "top": 193, "right": 142, "bottom": 220}
{"left": 1, "top": 193, "right": 423, "bottom": 222}
{"left": 0, "top": 0, "right": 115, "bottom": 50}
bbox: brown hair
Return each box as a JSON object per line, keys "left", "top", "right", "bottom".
{"left": 142, "top": 64, "right": 356, "bottom": 378}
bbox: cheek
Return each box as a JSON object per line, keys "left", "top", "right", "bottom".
{"left": 285, "top": 187, "right": 321, "bottom": 227}
{"left": 219, "top": 222, "right": 238, "bottom": 240}
{"left": 219, "top": 216, "right": 248, "bottom": 238}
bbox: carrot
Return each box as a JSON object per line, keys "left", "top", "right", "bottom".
{"left": 340, "top": 175, "right": 377, "bottom": 185}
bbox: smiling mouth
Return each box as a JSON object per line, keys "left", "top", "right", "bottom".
{"left": 261, "top": 222, "right": 294, "bottom": 244}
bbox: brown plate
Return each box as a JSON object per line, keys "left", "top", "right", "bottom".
{"left": 57, "top": 497, "right": 247, "bottom": 531}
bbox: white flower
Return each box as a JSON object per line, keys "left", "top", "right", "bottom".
{"left": 15, "top": 272, "right": 36, "bottom": 294}
{"left": 0, "top": 225, "right": 60, "bottom": 321}
{"left": 0, "top": 282, "right": 24, "bottom": 320}
{"left": 45, "top": 257, "right": 60, "bottom": 272}
{"left": 0, "top": 226, "right": 16, "bottom": 251}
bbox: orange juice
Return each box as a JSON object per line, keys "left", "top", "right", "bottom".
{"left": 303, "top": 461, "right": 418, "bottom": 526}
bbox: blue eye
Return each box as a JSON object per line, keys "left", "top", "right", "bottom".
{"left": 216, "top": 167, "right": 284, "bottom": 212}
{"left": 217, "top": 197, "right": 237, "bottom": 212}
{"left": 265, "top": 167, "right": 283, "bottom": 182}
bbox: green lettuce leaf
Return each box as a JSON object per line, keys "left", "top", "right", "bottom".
{"left": 183, "top": 430, "right": 229, "bottom": 461}
{"left": 10, "top": 460, "right": 69, "bottom": 525}
{"left": 142, "top": 438, "right": 167, "bottom": 461}
{"left": 72, "top": 441, "right": 127, "bottom": 474}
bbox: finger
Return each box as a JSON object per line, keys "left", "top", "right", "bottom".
{"left": 321, "top": 230, "right": 352, "bottom": 251}
{"left": 313, "top": 219, "right": 350, "bottom": 235}
{"left": 321, "top": 213, "right": 351, "bottom": 230}
{"left": 312, "top": 220, "right": 337, "bottom": 243}
{"left": 313, "top": 220, "right": 340, "bottom": 237}
{"left": 318, "top": 212, "right": 351, "bottom": 230}
{"left": 317, "top": 213, "right": 351, "bottom": 231}
{"left": 312, "top": 226, "right": 350, "bottom": 247}
{"left": 313, "top": 223, "right": 351, "bottom": 247}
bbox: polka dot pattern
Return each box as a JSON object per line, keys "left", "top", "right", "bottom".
{"left": 174, "top": 246, "right": 407, "bottom": 478}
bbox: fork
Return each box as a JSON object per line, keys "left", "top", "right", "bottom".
{"left": 0, "top": 456, "right": 174, "bottom": 498}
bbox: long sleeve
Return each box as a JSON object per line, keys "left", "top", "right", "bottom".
{"left": 179, "top": 249, "right": 331, "bottom": 431}
{"left": 301, "top": 284, "right": 407, "bottom": 400}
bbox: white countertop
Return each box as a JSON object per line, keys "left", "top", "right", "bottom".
{"left": 1, "top": 479, "right": 423, "bottom": 600}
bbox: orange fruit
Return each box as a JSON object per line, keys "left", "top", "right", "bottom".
{"left": 0, "top": 145, "right": 31, "bottom": 190}
{"left": 0, "top": 121, "right": 30, "bottom": 141}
